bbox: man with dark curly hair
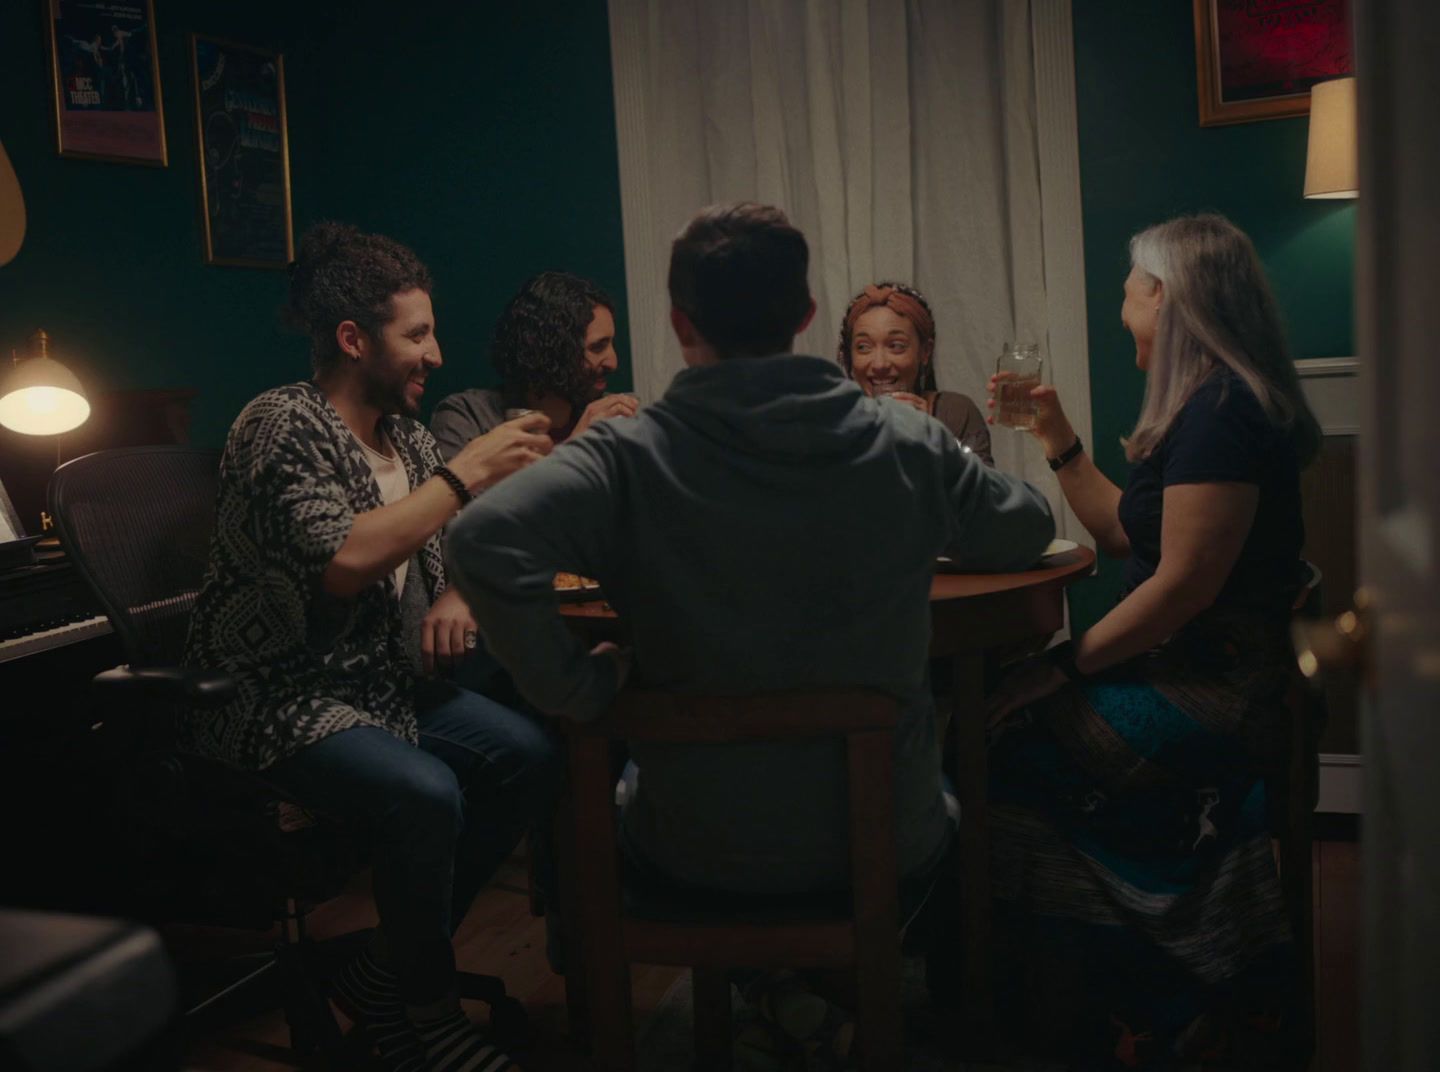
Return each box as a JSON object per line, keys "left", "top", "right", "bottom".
{"left": 430, "top": 270, "right": 637, "bottom": 458}
{"left": 184, "top": 221, "right": 554, "bottom": 1072}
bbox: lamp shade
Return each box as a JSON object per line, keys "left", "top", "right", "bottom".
{"left": 0, "top": 332, "right": 91, "bottom": 436}
{"left": 1304, "top": 76, "right": 1358, "bottom": 199}
{"left": 0, "top": 137, "right": 24, "bottom": 267}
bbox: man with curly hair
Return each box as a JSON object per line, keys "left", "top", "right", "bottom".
{"left": 184, "top": 221, "right": 554, "bottom": 1071}
{"left": 430, "top": 270, "right": 637, "bottom": 459}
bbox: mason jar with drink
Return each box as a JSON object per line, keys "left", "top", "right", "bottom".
{"left": 994, "top": 342, "right": 1043, "bottom": 430}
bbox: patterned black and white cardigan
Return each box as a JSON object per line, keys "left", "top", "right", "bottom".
{"left": 182, "top": 382, "right": 447, "bottom": 771}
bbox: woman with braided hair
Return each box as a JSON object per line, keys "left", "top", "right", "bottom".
{"left": 837, "top": 281, "right": 993, "bottom": 465}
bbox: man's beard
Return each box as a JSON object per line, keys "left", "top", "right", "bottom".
{"left": 363, "top": 363, "right": 418, "bottom": 418}
{"left": 563, "top": 368, "right": 604, "bottom": 411}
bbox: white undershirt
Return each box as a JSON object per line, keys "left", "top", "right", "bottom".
{"left": 354, "top": 429, "right": 411, "bottom": 598}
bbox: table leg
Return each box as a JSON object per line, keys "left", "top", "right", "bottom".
{"left": 553, "top": 784, "right": 589, "bottom": 1044}
{"left": 950, "top": 653, "right": 996, "bottom": 1053}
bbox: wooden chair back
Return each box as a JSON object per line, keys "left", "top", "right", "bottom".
{"left": 559, "top": 687, "right": 905, "bottom": 1072}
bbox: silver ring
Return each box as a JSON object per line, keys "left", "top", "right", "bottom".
{"left": 463, "top": 631, "right": 478, "bottom": 650}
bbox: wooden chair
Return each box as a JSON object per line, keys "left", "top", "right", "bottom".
{"left": 558, "top": 687, "right": 906, "bottom": 1072}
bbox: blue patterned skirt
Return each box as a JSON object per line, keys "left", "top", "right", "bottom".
{"left": 988, "top": 610, "right": 1301, "bottom": 1068}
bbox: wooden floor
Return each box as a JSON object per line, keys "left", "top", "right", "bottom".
{"left": 182, "top": 840, "right": 1361, "bottom": 1071}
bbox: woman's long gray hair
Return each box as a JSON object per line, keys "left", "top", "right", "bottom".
{"left": 1124, "top": 214, "right": 1321, "bottom": 465}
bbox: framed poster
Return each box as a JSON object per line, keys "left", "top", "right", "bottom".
{"left": 44, "top": 0, "right": 168, "bottom": 165}
{"left": 1194, "top": 0, "right": 1353, "bottom": 127}
{"left": 189, "top": 34, "right": 293, "bottom": 268}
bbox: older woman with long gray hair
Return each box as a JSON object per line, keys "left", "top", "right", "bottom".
{"left": 978, "top": 214, "right": 1321, "bottom": 1067}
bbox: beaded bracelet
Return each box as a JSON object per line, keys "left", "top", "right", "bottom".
{"left": 434, "top": 465, "right": 473, "bottom": 506}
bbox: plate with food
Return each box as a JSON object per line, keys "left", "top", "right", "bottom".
{"left": 553, "top": 571, "right": 604, "bottom": 603}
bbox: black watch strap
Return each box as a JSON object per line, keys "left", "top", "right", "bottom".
{"left": 1048, "top": 435, "right": 1084, "bottom": 472}
{"left": 1048, "top": 640, "right": 1087, "bottom": 683}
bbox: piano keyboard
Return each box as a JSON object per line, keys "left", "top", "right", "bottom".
{"left": 0, "top": 615, "right": 112, "bottom": 664}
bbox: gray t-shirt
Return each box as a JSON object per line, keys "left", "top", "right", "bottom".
{"left": 430, "top": 388, "right": 508, "bottom": 462}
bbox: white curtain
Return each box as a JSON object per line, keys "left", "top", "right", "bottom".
{"left": 608, "top": 0, "right": 1092, "bottom": 533}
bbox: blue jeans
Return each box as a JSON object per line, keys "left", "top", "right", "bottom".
{"left": 265, "top": 682, "right": 560, "bottom": 1005}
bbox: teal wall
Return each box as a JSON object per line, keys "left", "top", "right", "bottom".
{"left": 1069, "top": 1, "right": 1355, "bottom": 628}
{"left": 0, "top": 0, "right": 629, "bottom": 449}
{"left": 4, "top": 0, "right": 1352, "bottom": 613}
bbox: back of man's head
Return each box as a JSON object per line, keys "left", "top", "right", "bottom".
{"left": 667, "top": 203, "right": 811, "bottom": 359}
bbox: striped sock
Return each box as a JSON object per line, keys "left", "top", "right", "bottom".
{"left": 331, "top": 950, "right": 424, "bottom": 1072}
{"left": 412, "top": 1009, "right": 518, "bottom": 1072}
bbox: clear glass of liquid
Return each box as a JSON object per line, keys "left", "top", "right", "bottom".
{"left": 995, "top": 342, "right": 1043, "bottom": 430}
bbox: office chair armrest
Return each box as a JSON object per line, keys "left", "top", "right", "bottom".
{"left": 93, "top": 665, "right": 239, "bottom": 708}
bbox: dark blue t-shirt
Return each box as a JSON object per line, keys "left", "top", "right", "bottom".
{"left": 1117, "top": 372, "right": 1304, "bottom": 615}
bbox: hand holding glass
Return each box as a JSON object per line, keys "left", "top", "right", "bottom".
{"left": 994, "top": 343, "right": 1043, "bottom": 430}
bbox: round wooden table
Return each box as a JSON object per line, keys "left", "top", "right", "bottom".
{"left": 927, "top": 545, "right": 1095, "bottom": 1045}
{"left": 558, "top": 544, "right": 1097, "bottom": 1048}
{"left": 557, "top": 544, "right": 1095, "bottom": 639}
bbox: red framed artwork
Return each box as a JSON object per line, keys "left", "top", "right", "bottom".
{"left": 1193, "top": 0, "right": 1353, "bottom": 127}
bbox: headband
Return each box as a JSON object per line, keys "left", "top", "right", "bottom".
{"left": 842, "top": 284, "right": 935, "bottom": 346}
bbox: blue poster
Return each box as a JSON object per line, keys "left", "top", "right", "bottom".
{"left": 192, "top": 36, "right": 292, "bottom": 267}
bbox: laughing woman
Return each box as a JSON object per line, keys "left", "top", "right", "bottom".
{"left": 983, "top": 214, "right": 1321, "bottom": 1068}
{"left": 837, "top": 282, "right": 993, "bottom": 465}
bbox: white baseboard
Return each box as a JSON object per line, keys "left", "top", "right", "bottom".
{"left": 1317, "top": 752, "right": 1362, "bottom": 814}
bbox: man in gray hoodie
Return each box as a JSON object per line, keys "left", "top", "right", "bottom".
{"left": 445, "top": 203, "right": 1054, "bottom": 896}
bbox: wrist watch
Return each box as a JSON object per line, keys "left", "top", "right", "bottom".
{"left": 1047, "top": 640, "right": 1087, "bottom": 683}
{"left": 1047, "top": 435, "right": 1084, "bottom": 472}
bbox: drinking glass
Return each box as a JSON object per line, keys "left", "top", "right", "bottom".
{"left": 994, "top": 342, "right": 1043, "bottom": 430}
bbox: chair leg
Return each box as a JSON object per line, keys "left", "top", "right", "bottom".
{"left": 1283, "top": 687, "right": 1319, "bottom": 1067}
{"left": 568, "top": 737, "right": 634, "bottom": 1071}
{"left": 853, "top": 941, "right": 904, "bottom": 1071}
{"left": 692, "top": 967, "right": 733, "bottom": 1072}
{"left": 579, "top": 946, "right": 632, "bottom": 1071}
{"left": 950, "top": 654, "right": 997, "bottom": 1053}
{"left": 276, "top": 938, "right": 341, "bottom": 1056}
{"left": 527, "top": 841, "right": 545, "bottom": 917}
{"left": 1287, "top": 824, "right": 1316, "bottom": 1066}
{"left": 553, "top": 787, "right": 591, "bottom": 1045}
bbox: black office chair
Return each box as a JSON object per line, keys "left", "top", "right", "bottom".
{"left": 47, "top": 446, "right": 525, "bottom": 1060}
{"left": 0, "top": 908, "right": 180, "bottom": 1071}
